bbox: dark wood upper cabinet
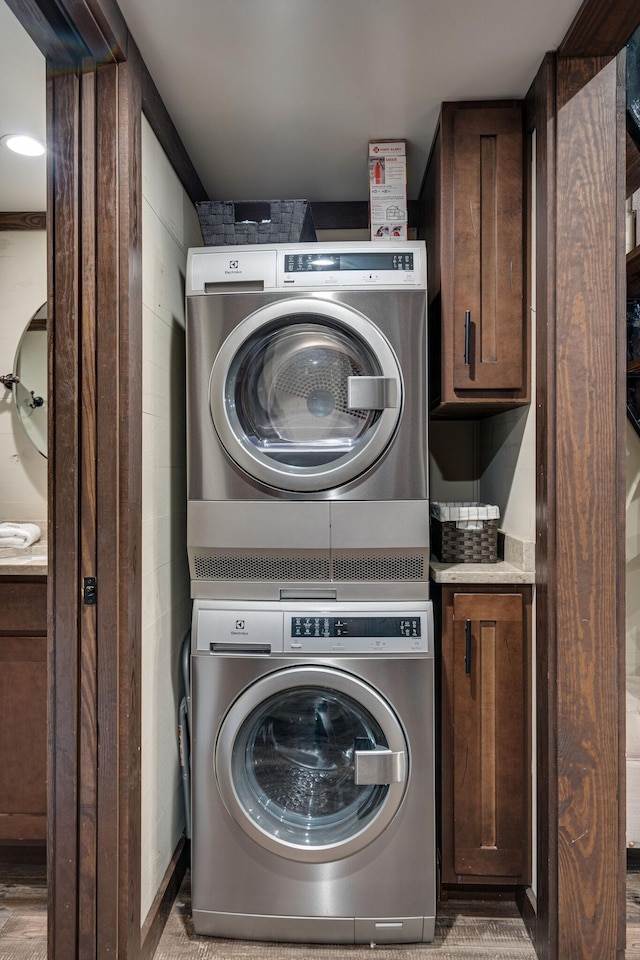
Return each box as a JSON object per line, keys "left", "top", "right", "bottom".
{"left": 418, "top": 101, "right": 529, "bottom": 417}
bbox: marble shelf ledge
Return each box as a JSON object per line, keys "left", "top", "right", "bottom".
{"left": 0, "top": 534, "right": 48, "bottom": 577}
{"left": 430, "top": 532, "right": 535, "bottom": 585}
{"left": 430, "top": 559, "right": 535, "bottom": 585}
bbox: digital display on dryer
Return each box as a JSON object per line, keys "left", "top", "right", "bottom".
{"left": 291, "top": 617, "right": 421, "bottom": 638}
{"left": 283, "top": 253, "right": 414, "bottom": 273}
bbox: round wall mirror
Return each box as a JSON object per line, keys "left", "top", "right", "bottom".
{"left": 13, "top": 302, "right": 47, "bottom": 458}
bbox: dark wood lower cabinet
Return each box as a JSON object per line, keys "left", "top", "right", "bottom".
{"left": 0, "top": 577, "right": 47, "bottom": 846}
{"left": 438, "top": 583, "right": 531, "bottom": 889}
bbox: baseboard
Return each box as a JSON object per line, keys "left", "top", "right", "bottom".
{"left": 518, "top": 884, "right": 537, "bottom": 944}
{"left": 139, "top": 835, "right": 189, "bottom": 960}
{"left": 0, "top": 841, "right": 46, "bottom": 865}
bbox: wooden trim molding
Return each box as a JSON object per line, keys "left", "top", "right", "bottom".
{"left": 532, "top": 51, "right": 626, "bottom": 960}
{"left": 555, "top": 56, "right": 624, "bottom": 960}
{"left": 0, "top": 212, "right": 46, "bottom": 230}
{"left": 3, "top": 0, "right": 89, "bottom": 65}
{"left": 529, "top": 52, "right": 558, "bottom": 960}
{"left": 139, "top": 838, "right": 189, "bottom": 960}
{"left": 559, "top": 0, "right": 640, "bottom": 58}
{"left": 114, "top": 49, "right": 144, "bottom": 959}
{"left": 4, "top": 0, "right": 124, "bottom": 65}
{"left": 47, "top": 65, "right": 82, "bottom": 960}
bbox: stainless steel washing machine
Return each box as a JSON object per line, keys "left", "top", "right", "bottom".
{"left": 190, "top": 598, "right": 436, "bottom": 944}
{"left": 185, "top": 241, "right": 428, "bottom": 601}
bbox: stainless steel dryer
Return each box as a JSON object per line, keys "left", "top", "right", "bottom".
{"left": 190, "top": 598, "right": 436, "bottom": 944}
{"left": 185, "top": 241, "right": 428, "bottom": 601}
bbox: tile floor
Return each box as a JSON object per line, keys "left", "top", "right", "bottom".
{"left": 3, "top": 862, "right": 640, "bottom": 958}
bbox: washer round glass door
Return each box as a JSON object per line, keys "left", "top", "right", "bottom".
{"left": 215, "top": 666, "right": 409, "bottom": 863}
{"left": 209, "top": 298, "right": 403, "bottom": 491}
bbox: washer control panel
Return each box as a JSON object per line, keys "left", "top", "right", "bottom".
{"left": 193, "top": 600, "right": 432, "bottom": 655}
{"left": 286, "top": 613, "right": 427, "bottom": 654}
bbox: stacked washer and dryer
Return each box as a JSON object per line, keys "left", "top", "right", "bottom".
{"left": 185, "top": 241, "right": 436, "bottom": 944}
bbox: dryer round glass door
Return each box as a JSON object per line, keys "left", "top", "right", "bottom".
{"left": 209, "top": 298, "right": 403, "bottom": 491}
{"left": 215, "top": 665, "right": 409, "bottom": 863}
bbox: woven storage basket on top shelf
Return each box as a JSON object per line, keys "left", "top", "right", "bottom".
{"left": 196, "top": 199, "right": 316, "bottom": 245}
{"left": 430, "top": 502, "right": 499, "bottom": 564}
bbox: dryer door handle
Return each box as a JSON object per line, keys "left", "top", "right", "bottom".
{"left": 347, "top": 376, "right": 399, "bottom": 410}
{"left": 354, "top": 748, "right": 406, "bottom": 785}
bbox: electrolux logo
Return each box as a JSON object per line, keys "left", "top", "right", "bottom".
{"left": 225, "top": 259, "right": 241, "bottom": 275}
{"left": 231, "top": 618, "right": 248, "bottom": 635}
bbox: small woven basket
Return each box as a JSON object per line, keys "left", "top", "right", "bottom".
{"left": 196, "top": 199, "right": 316, "bottom": 245}
{"left": 430, "top": 502, "right": 499, "bottom": 564}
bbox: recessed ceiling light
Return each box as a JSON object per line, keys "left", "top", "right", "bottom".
{"left": 1, "top": 134, "right": 45, "bottom": 157}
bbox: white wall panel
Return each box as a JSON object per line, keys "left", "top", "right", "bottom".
{"left": 479, "top": 404, "right": 536, "bottom": 542}
{"left": 140, "top": 115, "right": 201, "bottom": 924}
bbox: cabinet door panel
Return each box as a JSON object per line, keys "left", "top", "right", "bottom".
{"left": 0, "top": 580, "right": 47, "bottom": 633}
{"left": 451, "top": 591, "right": 525, "bottom": 879}
{"left": 0, "top": 636, "right": 47, "bottom": 830}
{"left": 452, "top": 107, "right": 524, "bottom": 392}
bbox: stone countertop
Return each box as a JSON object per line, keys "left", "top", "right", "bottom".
{"left": 0, "top": 539, "right": 48, "bottom": 577}
{"left": 430, "top": 532, "right": 535, "bottom": 585}
{"left": 430, "top": 558, "right": 535, "bottom": 585}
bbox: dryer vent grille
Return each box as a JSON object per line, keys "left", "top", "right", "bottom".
{"left": 332, "top": 550, "right": 426, "bottom": 582}
{"left": 191, "top": 549, "right": 427, "bottom": 582}
{"left": 192, "top": 551, "right": 330, "bottom": 581}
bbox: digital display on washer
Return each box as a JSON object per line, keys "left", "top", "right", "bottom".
{"left": 291, "top": 616, "right": 421, "bottom": 638}
{"left": 283, "top": 253, "right": 414, "bottom": 273}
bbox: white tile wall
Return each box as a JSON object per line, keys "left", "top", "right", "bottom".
{"left": 429, "top": 402, "right": 536, "bottom": 544}
{"left": 429, "top": 420, "right": 479, "bottom": 503}
{"left": 479, "top": 403, "right": 536, "bottom": 543}
{"left": 0, "top": 231, "right": 47, "bottom": 522}
{"left": 140, "top": 115, "right": 202, "bottom": 924}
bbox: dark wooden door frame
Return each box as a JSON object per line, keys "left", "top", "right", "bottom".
{"left": 4, "top": 2, "right": 199, "bottom": 957}
{"left": 3, "top": 2, "right": 143, "bottom": 957}
{"left": 529, "top": 51, "right": 627, "bottom": 960}
{"left": 46, "top": 40, "right": 143, "bottom": 960}
{"left": 531, "top": 16, "right": 640, "bottom": 954}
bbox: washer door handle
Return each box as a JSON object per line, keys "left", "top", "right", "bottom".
{"left": 347, "top": 376, "right": 398, "bottom": 410}
{"left": 354, "top": 748, "right": 406, "bottom": 784}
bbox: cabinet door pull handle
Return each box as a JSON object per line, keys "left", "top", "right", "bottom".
{"left": 465, "top": 619, "right": 472, "bottom": 674}
{"left": 464, "top": 311, "right": 471, "bottom": 365}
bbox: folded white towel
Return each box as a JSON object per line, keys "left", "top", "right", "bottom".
{"left": 430, "top": 501, "right": 500, "bottom": 523}
{"left": 0, "top": 522, "right": 42, "bottom": 548}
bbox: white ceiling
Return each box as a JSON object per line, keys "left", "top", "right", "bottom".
{"left": 0, "top": 0, "right": 587, "bottom": 212}
{"left": 117, "top": 0, "right": 585, "bottom": 203}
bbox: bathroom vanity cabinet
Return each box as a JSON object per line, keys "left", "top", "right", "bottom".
{"left": 0, "top": 577, "right": 47, "bottom": 845}
{"left": 437, "top": 583, "right": 531, "bottom": 889}
{"left": 419, "top": 100, "right": 529, "bottom": 417}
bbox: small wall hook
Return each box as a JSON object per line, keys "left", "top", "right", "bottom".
{"left": 0, "top": 373, "right": 20, "bottom": 390}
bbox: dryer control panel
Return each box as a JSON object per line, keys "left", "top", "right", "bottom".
{"left": 280, "top": 248, "right": 423, "bottom": 288}
{"left": 186, "top": 240, "right": 427, "bottom": 294}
